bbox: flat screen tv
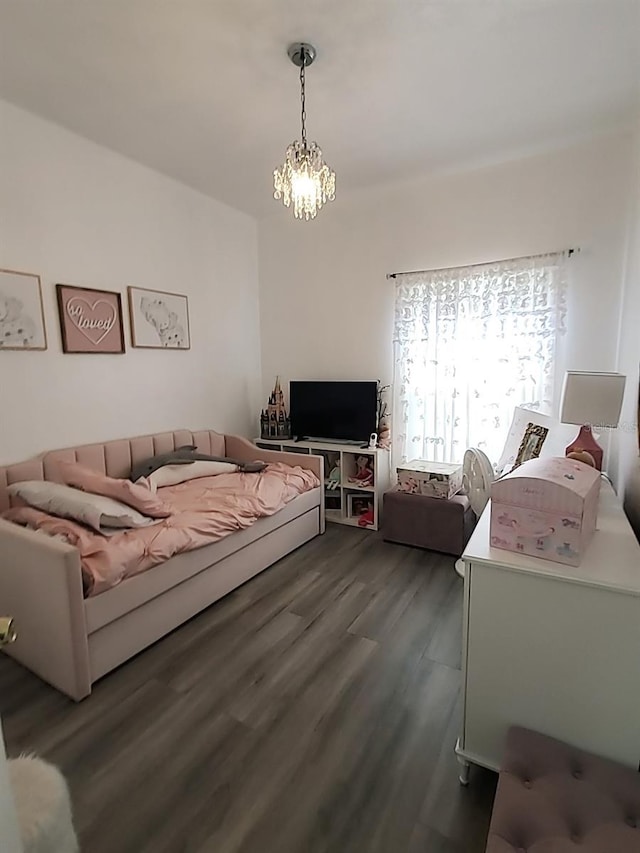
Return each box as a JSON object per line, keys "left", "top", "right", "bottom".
{"left": 289, "top": 380, "right": 378, "bottom": 443}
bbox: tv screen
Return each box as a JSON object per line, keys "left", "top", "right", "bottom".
{"left": 290, "top": 381, "right": 378, "bottom": 442}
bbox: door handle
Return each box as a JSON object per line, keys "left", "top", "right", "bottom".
{"left": 0, "top": 617, "right": 16, "bottom": 647}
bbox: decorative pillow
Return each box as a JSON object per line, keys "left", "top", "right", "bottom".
{"left": 130, "top": 448, "right": 266, "bottom": 482}
{"left": 129, "top": 446, "right": 197, "bottom": 482}
{"left": 148, "top": 460, "right": 238, "bottom": 489}
{"left": 7, "top": 481, "right": 160, "bottom": 534}
{"left": 54, "top": 460, "right": 171, "bottom": 518}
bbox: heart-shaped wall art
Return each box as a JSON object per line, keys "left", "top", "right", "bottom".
{"left": 66, "top": 297, "right": 116, "bottom": 345}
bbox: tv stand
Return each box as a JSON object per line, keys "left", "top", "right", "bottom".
{"left": 294, "top": 436, "right": 363, "bottom": 447}
{"left": 254, "top": 437, "right": 391, "bottom": 531}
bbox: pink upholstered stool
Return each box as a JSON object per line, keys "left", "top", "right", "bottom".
{"left": 485, "top": 727, "right": 640, "bottom": 852}
{"left": 382, "top": 487, "right": 475, "bottom": 556}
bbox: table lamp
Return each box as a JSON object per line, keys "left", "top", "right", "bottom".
{"left": 559, "top": 371, "right": 626, "bottom": 470}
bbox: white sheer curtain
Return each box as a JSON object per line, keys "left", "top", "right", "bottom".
{"left": 392, "top": 253, "right": 568, "bottom": 466}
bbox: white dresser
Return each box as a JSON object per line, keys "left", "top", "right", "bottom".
{"left": 456, "top": 480, "right": 640, "bottom": 782}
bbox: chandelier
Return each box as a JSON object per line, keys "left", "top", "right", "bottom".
{"left": 273, "top": 43, "right": 336, "bottom": 221}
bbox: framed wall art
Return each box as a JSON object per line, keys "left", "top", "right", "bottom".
{"left": 56, "top": 284, "right": 125, "bottom": 354}
{"left": 0, "top": 268, "right": 47, "bottom": 350}
{"left": 513, "top": 422, "right": 549, "bottom": 468}
{"left": 127, "top": 286, "right": 190, "bottom": 350}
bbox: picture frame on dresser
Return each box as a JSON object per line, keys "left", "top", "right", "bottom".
{"left": 513, "top": 422, "right": 548, "bottom": 468}
{"left": 56, "top": 284, "right": 125, "bottom": 354}
{"left": 127, "top": 286, "right": 190, "bottom": 350}
{"left": 0, "top": 268, "right": 47, "bottom": 350}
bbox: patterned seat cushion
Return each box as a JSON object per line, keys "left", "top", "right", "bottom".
{"left": 486, "top": 727, "right": 640, "bottom": 852}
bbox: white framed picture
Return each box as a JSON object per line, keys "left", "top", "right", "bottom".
{"left": 0, "top": 268, "right": 47, "bottom": 350}
{"left": 127, "top": 286, "right": 190, "bottom": 350}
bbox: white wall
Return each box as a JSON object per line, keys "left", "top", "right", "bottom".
{"left": 259, "top": 133, "right": 635, "bottom": 416}
{"left": 0, "top": 100, "right": 261, "bottom": 464}
{"left": 612, "top": 124, "right": 640, "bottom": 534}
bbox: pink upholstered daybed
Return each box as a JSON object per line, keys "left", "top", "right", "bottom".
{"left": 0, "top": 429, "right": 324, "bottom": 701}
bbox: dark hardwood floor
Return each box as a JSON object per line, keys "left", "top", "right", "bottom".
{"left": 0, "top": 525, "right": 496, "bottom": 853}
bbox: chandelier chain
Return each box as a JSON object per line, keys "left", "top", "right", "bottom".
{"left": 299, "top": 55, "right": 307, "bottom": 146}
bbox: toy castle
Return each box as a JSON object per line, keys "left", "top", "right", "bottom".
{"left": 260, "top": 377, "right": 291, "bottom": 439}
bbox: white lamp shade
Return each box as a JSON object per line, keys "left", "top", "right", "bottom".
{"left": 560, "top": 371, "right": 626, "bottom": 428}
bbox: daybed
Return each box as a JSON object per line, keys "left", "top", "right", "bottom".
{"left": 0, "top": 429, "right": 324, "bottom": 701}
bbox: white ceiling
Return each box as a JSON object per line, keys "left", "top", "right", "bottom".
{"left": 0, "top": 0, "right": 638, "bottom": 217}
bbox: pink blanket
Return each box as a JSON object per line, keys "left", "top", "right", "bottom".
{"left": 3, "top": 463, "right": 319, "bottom": 596}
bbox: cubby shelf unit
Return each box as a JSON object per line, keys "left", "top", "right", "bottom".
{"left": 254, "top": 438, "right": 391, "bottom": 531}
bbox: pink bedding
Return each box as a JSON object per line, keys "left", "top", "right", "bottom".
{"left": 3, "top": 463, "right": 319, "bottom": 597}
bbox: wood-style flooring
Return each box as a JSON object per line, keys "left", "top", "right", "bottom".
{"left": 0, "top": 525, "right": 496, "bottom": 853}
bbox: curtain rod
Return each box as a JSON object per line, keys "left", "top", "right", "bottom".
{"left": 386, "top": 248, "right": 578, "bottom": 280}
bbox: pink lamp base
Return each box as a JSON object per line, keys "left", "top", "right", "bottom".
{"left": 565, "top": 425, "right": 603, "bottom": 471}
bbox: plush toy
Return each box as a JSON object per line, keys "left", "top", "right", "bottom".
{"left": 357, "top": 507, "right": 375, "bottom": 527}
{"left": 567, "top": 450, "right": 596, "bottom": 468}
{"left": 376, "top": 386, "right": 391, "bottom": 449}
{"left": 376, "top": 414, "right": 391, "bottom": 450}
{"left": 326, "top": 464, "right": 341, "bottom": 490}
{"left": 349, "top": 455, "right": 374, "bottom": 487}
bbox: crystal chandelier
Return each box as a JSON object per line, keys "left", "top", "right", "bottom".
{"left": 273, "top": 43, "right": 336, "bottom": 221}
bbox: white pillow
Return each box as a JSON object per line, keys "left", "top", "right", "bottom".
{"left": 7, "top": 481, "right": 158, "bottom": 534}
{"left": 147, "top": 460, "right": 238, "bottom": 489}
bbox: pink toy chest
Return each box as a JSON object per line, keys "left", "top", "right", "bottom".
{"left": 490, "top": 457, "right": 601, "bottom": 567}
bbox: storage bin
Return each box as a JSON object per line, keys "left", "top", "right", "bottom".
{"left": 396, "top": 460, "right": 463, "bottom": 499}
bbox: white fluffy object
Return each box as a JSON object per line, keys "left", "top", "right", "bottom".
{"left": 8, "top": 756, "right": 78, "bottom": 853}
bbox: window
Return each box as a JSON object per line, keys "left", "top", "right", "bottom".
{"left": 392, "top": 253, "right": 568, "bottom": 465}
